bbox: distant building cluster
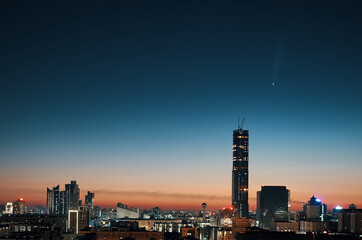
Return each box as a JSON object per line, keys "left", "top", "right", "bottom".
{"left": 1, "top": 128, "right": 361, "bottom": 239}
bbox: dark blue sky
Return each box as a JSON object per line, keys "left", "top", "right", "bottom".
{"left": 1, "top": 1, "right": 362, "bottom": 208}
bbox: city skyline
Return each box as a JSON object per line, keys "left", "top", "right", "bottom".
{"left": 1, "top": 1, "right": 362, "bottom": 211}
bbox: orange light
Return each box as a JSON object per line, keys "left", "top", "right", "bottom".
{"left": 19, "top": 198, "right": 24, "bottom": 201}
{"left": 230, "top": 207, "right": 233, "bottom": 210}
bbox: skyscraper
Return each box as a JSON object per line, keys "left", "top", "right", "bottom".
{"left": 46, "top": 185, "right": 60, "bottom": 214}
{"left": 66, "top": 181, "right": 80, "bottom": 211}
{"left": 305, "top": 196, "right": 327, "bottom": 222}
{"left": 53, "top": 185, "right": 60, "bottom": 214}
{"left": 78, "top": 206, "right": 90, "bottom": 231}
{"left": 232, "top": 127, "right": 249, "bottom": 218}
{"left": 85, "top": 191, "right": 95, "bottom": 217}
{"left": 13, "top": 198, "right": 26, "bottom": 214}
{"left": 46, "top": 188, "right": 54, "bottom": 214}
{"left": 59, "top": 190, "right": 67, "bottom": 215}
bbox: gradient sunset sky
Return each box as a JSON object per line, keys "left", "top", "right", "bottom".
{"left": 1, "top": 1, "right": 362, "bottom": 211}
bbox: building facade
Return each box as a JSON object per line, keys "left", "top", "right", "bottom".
{"left": 65, "top": 181, "right": 80, "bottom": 211}
{"left": 85, "top": 191, "right": 95, "bottom": 217}
{"left": 46, "top": 185, "right": 60, "bottom": 215}
{"left": 338, "top": 208, "right": 362, "bottom": 235}
{"left": 256, "top": 186, "right": 290, "bottom": 229}
{"left": 117, "top": 202, "right": 140, "bottom": 219}
{"left": 13, "top": 199, "right": 25, "bottom": 215}
{"left": 59, "top": 190, "right": 67, "bottom": 215}
{"left": 304, "top": 196, "right": 327, "bottom": 222}
{"left": 78, "top": 206, "right": 90, "bottom": 231}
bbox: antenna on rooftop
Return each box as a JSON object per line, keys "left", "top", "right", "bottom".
{"left": 241, "top": 117, "right": 245, "bottom": 129}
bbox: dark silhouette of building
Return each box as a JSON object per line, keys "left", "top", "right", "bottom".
{"left": 85, "top": 191, "right": 95, "bottom": 217}
{"left": 79, "top": 229, "right": 164, "bottom": 240}
{"left": 349, "top": 204, "right": 357, "bottom": 210}
{"left": 0, "top": 205, "right": 5, "bottom": 216}
{"left": 68, "top": 210, "right": 78, "bottom": 233}
{"left": 66, "top": 181, "right": 80, "bottom": 211}
{"left": 60, "top": 190, "right": 67, "bottom": 215}
{"left": 151, "top": 206, "right": 161, "bottom": 219}
{"left": 0, "top": 214, "right": 67, "bottom": 238}
{"left": 13, "top": 198, "right": 26, "bottom": 215}
{"left": 338, "top": 208, "right": 362, "bottom": 235}
{"left": 305, "top": 196, "right": 327, "bottom": 222}
{"left": 232, "top": 127, "right": 249, "bottom": 218}
{"left": 256, "top": 186, "right": 289, "bottom": 229}
{"left": 46, "top": 185, "right": 60, "bottom": 215}
{"left": 235, "top": 227, "right": 313, "bottom": 240}
{"left": 78, "top": 206, "right": 90, "bottom": 231}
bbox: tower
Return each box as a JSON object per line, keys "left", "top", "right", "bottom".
{"left": 202, "top": 202, "right": 207, "bottom": 222}
{"left": 232, "top": 126, "right": 249, "bottom": 218}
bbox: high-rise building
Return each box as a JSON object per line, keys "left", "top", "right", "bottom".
{"left": 85, "top": 191, "right": 95, "bottom": 217}
{"left": 94, "top": 206, "right": 101, "bottom": 218}
{"left": 333, "top": 205, "right": 343, "bottom": 219}
{"left": 53, "top": 185, "right": 60, "bottom": 214}
{"left": 13, "top": 198, "right": 26, "bottom": 214}
{"left": 67, "top": 206, "right": 90, "bottom": 234}
{"left": 46, "top": 188, "right": 54, "bottom": 214}
{"left": 68, "top": 210, "right": 78, "bottom": 233}
{"left": 78, "top": 206, "right": 90, "bottom": 231}
{"left": 256, "top": 186, "right": 290, "bottom": 229}
{"left": 338, "top": 208, "right": 362, "bottom": 235}
{"left": 232, "top": 127, "right": 249, "bottom": 218}
{"left": 46, "top": 185, "right": 60, "bottom": 214}
{"left": 305, "top": 196, "right": 327, "bottom": 222}
{"left": 59, "top": 190, "right": 67, "bottom": 215}
{"left": 36, "top": 205, "right": 45, "bottom": 214}
{"left": 5, "top": 202, "right": 13, "bottom": 214}
{"left": 349, "top": 204, "right": 357, "bottom": 210}
{"left": 65, "top": 181, "right": 80, "bottom": 211}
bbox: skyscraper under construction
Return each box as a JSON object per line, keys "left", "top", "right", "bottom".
{"left": 232, "top": 127, "right": 249, "bottom": 218}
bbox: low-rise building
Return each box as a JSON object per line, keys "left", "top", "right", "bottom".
{"left": 80, "top": 230, "right": 164, "bottom": 240}
{"left": 269, "top": 221, "right": 299, "bottom": 232}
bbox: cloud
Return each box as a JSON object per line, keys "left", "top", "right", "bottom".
{"left": 290, "top": 199, "right": 305, "bottom": 204}
{"left": 95, "top": 190, "right": 231, "bottom": 201}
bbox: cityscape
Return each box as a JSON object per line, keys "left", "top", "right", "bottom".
{"left": 1, "top": 126, "right": 361, "bottom": 239}
{"left": 1, "top": 1, "right": 362, "bottom": 240}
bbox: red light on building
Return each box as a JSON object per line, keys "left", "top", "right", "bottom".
{"left": 230, "top": 207, "right": 233, "bottom": 210}
{"left": 19, "top": 198, "right": 24, "bottom": 201}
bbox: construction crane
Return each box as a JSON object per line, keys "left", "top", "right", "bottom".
{"left": 238, "top": 116, "right": 245, "bottom": 129}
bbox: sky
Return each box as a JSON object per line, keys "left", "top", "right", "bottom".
{"left": 1, "top": 1, "right": 362, "bottom": 211}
